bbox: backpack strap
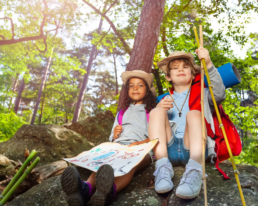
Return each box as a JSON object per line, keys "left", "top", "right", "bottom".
{"left": 118, "top": 108, "right": 149, "bottom": 125}
{"left": 146, "top": 110, "right": 149, "bottom": 122}
{"left": 117, "top": 109, "right": 127, "bottom": 125}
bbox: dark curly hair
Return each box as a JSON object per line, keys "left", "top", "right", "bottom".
{"left": 120, "top": 78, "right": 157, "bottom": 113}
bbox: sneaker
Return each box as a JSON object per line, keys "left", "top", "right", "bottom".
{"left": 153, "top": 157, "right": 174, "bottom": 193}
{"left": 61, "top": 166, "right": 91, "bottom": 206}
{"left": 91, "top": 164, "right": 115, "bottom": 206}
{"left": 176, "top": 160, "right": 204, "bottom": 199}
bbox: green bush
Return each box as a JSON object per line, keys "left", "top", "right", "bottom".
{"left": 234, "top": 138, "right": 258, "bottom": 167}
{"left": 0, "top": 111, "right": 27, "bottom": 142}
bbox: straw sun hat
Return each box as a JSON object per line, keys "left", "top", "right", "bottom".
{"left": 157, "top": 51, "right": 201, "bottom": 73}
{"left": 121, "top": 70, "right": 156, "bottom": 97}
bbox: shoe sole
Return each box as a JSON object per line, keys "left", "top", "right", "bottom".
{"left": 61, "top": 166, "right": 84, "bottom": 206}
{"left": 91, "top": 164, "right": 114, "bottom": 206}
{"left": 175, "top": 184, "right": 202, "bottom": 199}
{"left": 155, "top": 184, "right": 174, "bottom": 194}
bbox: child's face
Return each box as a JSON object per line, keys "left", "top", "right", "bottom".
{"left": 166, "top": 60, "right": 193, "bottom": 86}
{"left": 128, "top": 78, "right": 147, "bottom": 104}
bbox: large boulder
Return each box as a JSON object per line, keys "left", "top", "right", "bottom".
{"left": 7, "top": 163, "right": 258, "bottom": 206}
{"left": 64, "top": 111, "right": 115, "bottom": 145}
{"left": 0, "top": 124, "right": 92, "bottom": 166}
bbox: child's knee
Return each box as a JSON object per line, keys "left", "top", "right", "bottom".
{"left": 186, "top": 110, "right": 201, "bottom": 121}
{"left": 149, "top": 107, "right": 167, "bottom": 118}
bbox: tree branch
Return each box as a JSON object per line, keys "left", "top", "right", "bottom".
{"left": 161, "top": 28, "right": 169, "bottom": 56}
{"left": 82, "top": 0, "right": 131, "bottom": 55}
{"left": 182, "top": 0, "right": 192, "bottom": 10}
{"left": 0, "top": 0, "right": 63, "bottom": 48}
{"left": 95, "top": 26, "right": 111, "bottom": 47}
{"left": 0, "top": 17, "right": 15, "bottom": 39}
{"left": 104, "top": 0, "right": 119, "bottom": 15}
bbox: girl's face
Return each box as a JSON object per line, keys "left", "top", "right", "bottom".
{"left": 166, "top": 60, "right": 193, "bottom": 86}
{"left": 128, "top": 78, "right": 147, "bottom": 104}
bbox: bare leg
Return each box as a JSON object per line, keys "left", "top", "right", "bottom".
{"left": 114, "top": 154, "right": 151, "bottom": 192}
{"left": 183, "top": 110, "right": 207, "bottom": 164}
{"left": 86, "top": 154, "right": 151, "bottom": 192}
{"left": 148, "top": 107, "right": 172, "bottom": 160}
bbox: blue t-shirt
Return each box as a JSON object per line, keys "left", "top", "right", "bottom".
{"left": 167, "top": 89, "right": 190, "bottom": 138}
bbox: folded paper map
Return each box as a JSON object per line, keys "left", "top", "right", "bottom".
{"left": 64, "top": 139, "right": 158, "bottom": 177}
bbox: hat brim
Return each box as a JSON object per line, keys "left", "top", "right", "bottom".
{"left": 121, "top": 71, "right": 154, "bottom": 88}
{"left": 121, "top": 70, "right": 156, "bottom": 96}
{"left": 157, "top": 53, "right": 194, "bottom": 73}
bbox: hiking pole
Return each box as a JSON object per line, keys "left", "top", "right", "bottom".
{"left": 0, "top": 150, "right": 37, "bottom": 201}
{"left": 199, "top": 25, "right": 208, "bottom": 206}
{"left": 193, "top": 26, "right": 246, "bottom": 206}
{"left": 0, "top": 157, "right": 40, "bottom": 206}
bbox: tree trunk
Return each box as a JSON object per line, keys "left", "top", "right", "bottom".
{"left": 152, "top": 68, "right": 163, "bottom": 95}
{"left": 13, "top": 79, "right": 26, "bottom": 114}
{"left": 31, "top": 48, "right": 54, "bottom": 125}
{"left": 113, "top": 53, "right": 118, "bottom": 95}
{"left": 38, "top": 95, "right": 45, "bottom": 124}
{"left": 118, "top": 0, "right": 165, "bottom": 110}
{"left": 72, "top": 17, "right": 103, "bottom": 122}
{"left": 8, "top": 74, "right": 19, "bottom": 111}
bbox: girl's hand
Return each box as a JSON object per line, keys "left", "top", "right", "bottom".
{"left": 157, "top": 98, "right": 173, "bottom": 111}
{"left": 195, "top": 47, "right": 212, "bottom": 68}
{"left": 113, "top": 125, "right": 123, "bottom": 140}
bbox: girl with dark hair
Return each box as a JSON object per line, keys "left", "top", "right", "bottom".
{"left": 61, "top": 70, "right": 156, "bottom": 206}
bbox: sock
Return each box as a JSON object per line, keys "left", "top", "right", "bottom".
{"left": 112, "top": 183, "right": 117, "bottom": 197}
{"left": 156, "top": 157, "right": 169, "bottom": 166}
{"left": 85, "top": 182, "right": 93, "bottom": 196}
{"left": 187, "top": 159, "right": 202, "bottom": 169}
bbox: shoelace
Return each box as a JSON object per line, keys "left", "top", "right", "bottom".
{"left": 180, "top": 166, "right": 207, "bottom": 184}
{"left": 153, "top": 162, "right": 173, "bottom": 182}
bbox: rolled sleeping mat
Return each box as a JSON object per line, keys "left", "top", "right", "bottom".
{"left": 204, "top": 63, "right": 241, "bottom": 88}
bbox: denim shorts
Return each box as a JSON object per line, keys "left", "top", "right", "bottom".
{"left": 167, "top": 132, "right": 208, "bottom": 166}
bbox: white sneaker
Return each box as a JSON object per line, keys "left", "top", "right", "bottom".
{"left": 176, "top": 160, "right": 206, "bottom": 199}
{"left": 153, "top": 157, "right": 174, "bottom": 193}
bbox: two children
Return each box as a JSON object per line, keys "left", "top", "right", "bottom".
{"left": 149, "top": 47, "right": 225, "bottom": 198}
{"left": 61, "top": 46, "right": 225, "bottom": 205}
{"left": 61, "top": 70, "right": 157, "bottom": 206}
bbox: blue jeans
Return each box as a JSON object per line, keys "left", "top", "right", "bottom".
{"left": 167, "top": 132, "right": 208, "bottom": 166}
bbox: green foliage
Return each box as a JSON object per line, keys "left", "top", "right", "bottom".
{"left": 98, "top": 94, "right": 120, "bottom": 116}
{"left": 0, "top": 111, "right": 26, "bottom": 142}
{"left": 234, "top": 138, "right": 258, "bottom": 167}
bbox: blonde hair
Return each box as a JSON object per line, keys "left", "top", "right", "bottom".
{"left": 166, "top": 58, "right": 200, "bottom": 77}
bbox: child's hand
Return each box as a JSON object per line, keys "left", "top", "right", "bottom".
{"left": 195, "top": 47, "right": 212, "bottom": 69}
{"left": 113, "top": 125, "right": 123, "bottom": 140}
{"left": 157, "top": 98, "right": 173, "bottom": 111}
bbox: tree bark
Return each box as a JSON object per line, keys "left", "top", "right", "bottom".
{"left": 118, "top": 0, "right": 165, "bottom": 110}
{"left": 152, "top": 68, "right": 163, "bottom": 95}
{"left": 112, "top": 53, "right": 118, "bottom": 95}
{"left": 13, "top": 79, "right": 26, "bottom": 114}
{"left": 72, "top": 17, "right": 103, "bottom": 123}
{"left": 31, "top": 48, "right": 54, "bottom": 125}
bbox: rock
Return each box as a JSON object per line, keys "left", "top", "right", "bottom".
{"left": 0, "top": 154, "right": 16, "bottom": 179}
{"left": 64, "top": 111, "right": 115, "bottom": 145}
{"left": 0, "top": 124, "right": 92, "bottom": 166}
{"left": 7, "top": 163, "right": 258, "bottom": 205}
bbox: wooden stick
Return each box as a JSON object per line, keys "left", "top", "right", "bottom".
{"left": 199, "top": 25, "right": 208, "bottom": 206}
{"left": 193, "top": 26, "right": 246, "bottom": 206}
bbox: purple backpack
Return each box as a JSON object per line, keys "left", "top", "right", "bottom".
{"left": 117, "top": 109, "right": 149, "bottom": 125}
